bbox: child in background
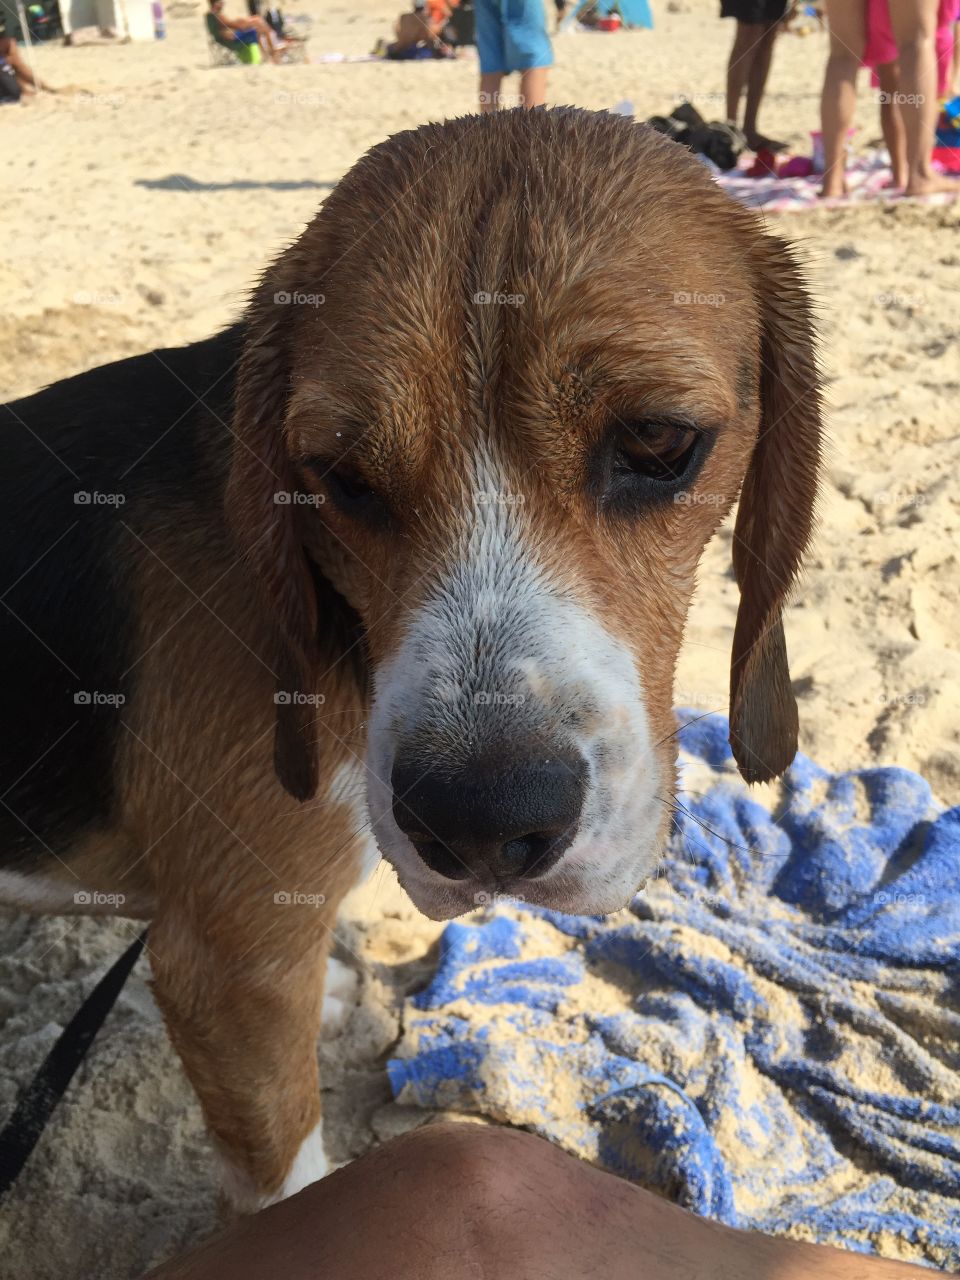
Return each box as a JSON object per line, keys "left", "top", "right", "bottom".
{"left": 821, "top": 0, "right": 960, "bottom": 196}
{"left": 863, "top": 0, "right": 960, "bottom": 189}
{"left": 720, "top": 0, "right": 789, "bottom": 152}
{"left": 475, "top": 0, "right": 552, "bottom": 110}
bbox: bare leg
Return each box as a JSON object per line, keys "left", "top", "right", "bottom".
{"left": 479, "top": 70, "right": 504, "bottom": 111}
{"left": 7, "top": 43, "right": 55, "bottom": 93}
{"left": 725, "top": 21, "right": 756, "bottom": 123}
{"left": 145, "top": 1122, "right": 936, "bottom": 1280}
{"left": 888, "top": 0, "right": 960, "bottom": 193}
{"left": 742, "top": 20, "right": 787, "bottom": 150}
{"left": 820, "top": 0, "right": 866, "bottom": 197}
{"left": 519, "top": 64, "right": 548, "bottom": 107}
{"left": 877, "top": 61, "right": 908, "bottom": 187}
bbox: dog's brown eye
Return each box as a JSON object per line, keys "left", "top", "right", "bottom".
{"left": 323, "top": 463, "right": 391, "bottom": 522}
{"left": 596, "top": 418, "right": 711, "bottom": 516}
{"left": 616, "top": 422, "right": 699, "bottom": 481}
{"left": 327, "top": 468, "right": 374, "bottom": 503}
{"left": 304, "top": 460, "right": 388, "bottom": 522}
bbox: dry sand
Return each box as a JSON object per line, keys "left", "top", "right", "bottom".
{"left": 3, "top": 1, "right": 960, "bottom": 1275}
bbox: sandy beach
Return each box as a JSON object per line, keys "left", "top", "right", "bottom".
{"left": 3, "top": 2, "right": 960, "bottom": 1275}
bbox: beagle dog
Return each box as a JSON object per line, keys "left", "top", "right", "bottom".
{"left": 0, "top": 107, "right": 821, "bottom": 1209}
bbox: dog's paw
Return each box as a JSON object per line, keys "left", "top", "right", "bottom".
{"left": 218, "top": 1122, "right": 330, "bottom": 1213}
{"left": 278, "top": 1122, "right": 330, "bottom": 1200}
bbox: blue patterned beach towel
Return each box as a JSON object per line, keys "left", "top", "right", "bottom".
{"left": 388, "top": 713, "right": 960, "bottom": 1269}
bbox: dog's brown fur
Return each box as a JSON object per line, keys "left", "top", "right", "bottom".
{"left": 1, "top": 107, "right": 821, "bottom": 1204}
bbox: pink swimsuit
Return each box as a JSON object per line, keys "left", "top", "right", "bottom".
{"left": 863, "top": 0, "right": 960, "bottom": 97}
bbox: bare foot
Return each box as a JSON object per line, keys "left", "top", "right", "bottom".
{"left": 819, "top": 174, "right": 848, "bottom": 199}
{"left": 745, "top": 132, "right": 788, "bottom": 153}
{"left": 904, "top": 171, "right": 960, "bottom": 197}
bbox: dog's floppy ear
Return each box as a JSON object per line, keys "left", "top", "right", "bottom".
{"left": 227, "top": 293, "right": 320, "bottom": 803}
{"left": 729, "top": 235, "right": 822, "bottom": 784}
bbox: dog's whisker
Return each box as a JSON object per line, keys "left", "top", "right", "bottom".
{"left": 652, "top": 709, "right": 724, "bottom": 753}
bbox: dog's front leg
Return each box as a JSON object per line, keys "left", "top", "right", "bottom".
{"left": 149, "top": 903, "right": 339, "bottom": 1212}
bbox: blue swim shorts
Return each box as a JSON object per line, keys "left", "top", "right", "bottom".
{"left": 475, "top": 0, "right": 553, "bottom": 74}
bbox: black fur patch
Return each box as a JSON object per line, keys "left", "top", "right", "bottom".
{"left": 0, "top": 326, "right": 244, "bottom": 871}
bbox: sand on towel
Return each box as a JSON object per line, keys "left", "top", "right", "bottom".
{"left": 3, "top": 0, "right": 959, "bottom": 1274}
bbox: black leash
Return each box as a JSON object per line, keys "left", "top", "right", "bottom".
{"left": 0, "top": 929, "right": 148, "bottom": 1198}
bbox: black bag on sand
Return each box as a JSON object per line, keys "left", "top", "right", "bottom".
{"left": 646, "top": 103, "right": 747, "bottom": 172}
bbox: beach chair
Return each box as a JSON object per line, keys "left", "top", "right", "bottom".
{"left": 204, "top": 11, "right": 262, "bottom": 63}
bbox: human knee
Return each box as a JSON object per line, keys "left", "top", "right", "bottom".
{"left": 380, "top": 1122, "right": 577, "bottom": 1223}
{"left": 827, "top": 46, "right": 863, "bottom": 73}
{"left": 896, "top": 31, "right": 935, "bottom": 60}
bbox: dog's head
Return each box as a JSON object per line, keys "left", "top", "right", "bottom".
{"left": 228, "top": 108, "right": 821, "bottom": 920}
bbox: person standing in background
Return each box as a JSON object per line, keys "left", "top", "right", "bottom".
{"left": 476, "top": 0, "right": 552, "bottom": 110}
{"left": 820, "top": 0, "right": 960, "bottom": 196}
{"left": 721, "top": 0, "right": 789, "bottom": 151}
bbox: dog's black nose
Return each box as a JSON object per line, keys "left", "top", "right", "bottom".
{"left": 391, "top": 751, "right": 587, "bottom": 883}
